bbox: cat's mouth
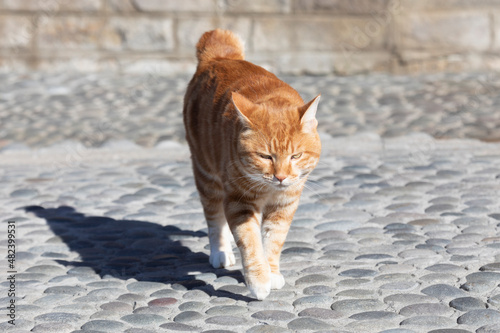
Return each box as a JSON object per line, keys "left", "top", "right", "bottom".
{"left": 262, "top": 176, "right": 287, "bottom": 187}
{"left": 271, "top": 178, "right": 296, "bottom": 189}
{"left": 261, "top": 174, "right": 301, "bottom": 189}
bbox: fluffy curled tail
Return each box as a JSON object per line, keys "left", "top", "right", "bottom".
{"left": 196, "top": 29, "right": 245, "bottom": 63}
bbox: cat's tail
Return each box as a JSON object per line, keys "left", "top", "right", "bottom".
{"left": 196, "top": 29, "right": 245, "bottom": 63}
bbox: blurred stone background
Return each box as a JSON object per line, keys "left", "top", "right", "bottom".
{"left": 1, "top": 0, "right": 500, "bottom": 76}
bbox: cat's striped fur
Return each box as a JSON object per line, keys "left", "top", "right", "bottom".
{"left": 183, "top": 29, "right": 321, "bottom": 300}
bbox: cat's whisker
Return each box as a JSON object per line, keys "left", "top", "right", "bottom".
{"left": 227, "top": 173, "right": 262, "bottom": 185}
{"left": 306, "top": 179, "right": 328, "bottom": 190}
{"left": 235, "top": 179, "right": 266, "bottom": 204}
{"left": 316, "top": 160, "right": 337, "bottom": 169}
{"left": 302, "top": 182, "right": 324, "bottom": 198}
{"left": 303, "top": 183, "right": 328, "bottom": 198}
{"left": 300, "top": 176, "right": 327, "bottom": 194}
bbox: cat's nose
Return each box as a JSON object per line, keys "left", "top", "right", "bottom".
{"left": 274, "top": 174, "right": 287, "bottom": 183}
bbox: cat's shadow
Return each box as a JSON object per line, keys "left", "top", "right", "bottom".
{"left": 23, "top": 205, "right": 253, "bottom": 302}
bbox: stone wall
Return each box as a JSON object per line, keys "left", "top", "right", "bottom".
{"left": 1, "top": 0, "right": 500, "bottom": 75}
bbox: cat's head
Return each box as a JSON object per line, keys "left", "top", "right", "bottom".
{"left": 232, "top": 92, "right": 321, "bottom": 190}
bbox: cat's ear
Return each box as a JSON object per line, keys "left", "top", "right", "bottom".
{"left": 299, "top": 94, "right": 320, "bottom": 132}
{"left": 231, "top": 92, "right": 255, "bottom": 126}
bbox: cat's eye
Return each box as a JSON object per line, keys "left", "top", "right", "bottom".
{"left": 259, "top": 154, "right": 273, "bottom": 160}
{"left": 291, "top": 153, "right": 303, "bottom": 159}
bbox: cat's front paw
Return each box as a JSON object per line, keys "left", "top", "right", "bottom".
{"left": 246, "top": 267, "right": 272, "bottom": 300}
{"left": 270, "top": 272, "right": 285, "bottom": 289}
{"left": 247, "top": 280, "right": 271, "bottom": 300}
{"left": 209, "top": 250, "right": 236, "bottom": 268}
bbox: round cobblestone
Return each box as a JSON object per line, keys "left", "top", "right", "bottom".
{"left": 160, "top": 322, "right": 200, "bottom": 331}
{"left": 183, "top": 290, "right": 210, "bottom": 300}
{"left": 349, "top": 311, "right": 398, "bottom": 320}
{"left": 399, "top": 303, "right": 454, "bottom": 317}
{"left": 121, "top": 313, "right": 166, "bottom": 326}
{"left": 205, "top": 305, "right": 247, "bottom": 316}
{"left": 125, "top": 329, "right": 158, "bottom": 333}
{"left": 479, "top": 263, "right": 500, "bottom": 272}
{"left": 302, "top": 285, "right": 332, "bottom": 295}
{"left": 150, "top": 289, "right": 181, "bottom": 298}
{"left": 421, "top": 284, "right": 468, "bottom": 300}
{"left": 43, "top": 286, "right": 86, "bottom": 296}
{"left": 34, "top": 312, "right": 82, "bottom": 323}
{"left": 205, "top": 315, "right": 248, "bottom": 326}
{"left": 477, "top": 324, "right": 500, "bottom": 333}
{"left": 246, "top": 325, "right": 289, "bottom": 333}
{"left": 179, "top": 301, "right": 206, "bottom": 311}
{"left": 10, "top": 188, "right": 39, "bottom": 198}
{"left": 174, "top": 311, "right": 204, "bottom": 323}
{"left": 295, "top": 274, "right": 330, "bottom": 285}
{"left": 126, "top": 281, "right": 164, "bottom": 294}
{"left": 466, "top": 272, "right": 500, "bottom": 283}
{"left": 251, "top": 310, "right": 295, "bottom": 321}
{"left": 449, "top": 297, "right": 487, "bottom": 311}
{"left": 337, "top": 289, "right": 375, "bottom": 298}
{"left": 292, "top": 295, "right": 333, "bottom": 306}
{"left": 488, "top": 294, "right": 500, "bottom": 307}
{"left": 117, "top": 293, "right": 147, "bottom": 304}
{"left": 81, "top": 320, "right": 126, "bottom": 332}
{"left": 87, "top": 287, "right": 125, "bottom": 299}
{"left": 248, "top": 300, "right": 294, "bottom": 312}
{"left": 338, "top": 269, "right": 378, "bottom": 278}
{"left": 298, "top": 307, "right": 343, "bottom": 320}
{"left": 331, "top": 299, "right": 385, "bottom": 314}
{"left": 148, "top": 297, "right": 177, "bottom": 307}
{"left": 457, "top": 309, "right": 500, "bottom": 326}
{"left": 287, "top": 317, "right": 332, "bottom": 331}
{"left": 400, "top": 316, "right": 455, "bottom": 327}
{"left": 31, "top": 323, "right": 75, "bottom": 332}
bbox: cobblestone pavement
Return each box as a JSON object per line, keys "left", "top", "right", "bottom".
{"left": 0, "top": 72, "right": 499, "bottom": 149}
{"left": 1, "top": 72, "right": 500, "bottom": 333}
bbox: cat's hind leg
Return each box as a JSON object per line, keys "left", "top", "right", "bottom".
{"left": 194, "top": 171, "right": 235, "bottom": 269}
{"left": 207, "top": 212, "right": 235, "bottom": 268}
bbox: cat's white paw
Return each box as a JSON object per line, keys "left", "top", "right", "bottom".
{"left": 209, "top": 250, "right": 236, "bottom": 268}
{"left": 248, "top": 280, "right": 271, "bottom": 300}
{"left": 270, "top": 272, "right": 285, "bottom": 289}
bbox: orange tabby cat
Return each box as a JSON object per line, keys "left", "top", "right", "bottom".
{"left": 183, "top": 29, "right": 321, "bottom": 300}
